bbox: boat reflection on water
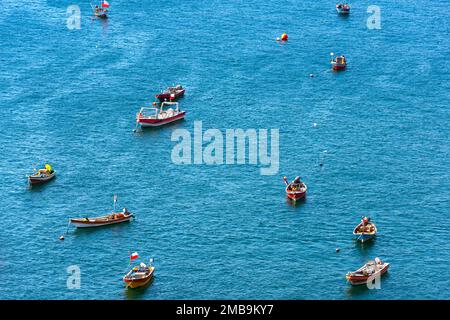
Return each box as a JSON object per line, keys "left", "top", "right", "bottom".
{"left": 285, "top": 196, "right": 306, "bottom": 207}
{"left": 123, "top": 277, "right": 155, "bottom": 300}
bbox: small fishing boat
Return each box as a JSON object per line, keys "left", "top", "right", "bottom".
{"left": 28, "top": 164, "right": 55, "bottom": 185}
{"left": 136, "top": 101, "right": 186, "bottom": 128}
{"left": 155, "top": 85, "right": 185, "bottom": 102}
{"left": 70, "top": 195, "right": 134, "bottom": 228}
{"left": 70, "top": 210, "right": 133, "bottom": 228}
{"left": 123, "top": 255, "right": 155, "bottom": 289}
{"left": 92, "top": 1, "right": 109, "bottom": 19}
{"left": 346, "top": 257, "right": 389, "bottom": 285}
{"left": 330, "top": 53, "right": 347, "bottom": 71}
{"left": 283, "top": 176, "right": 307, "bottom": 201}
{"left": 353, "top": 216, "right": 377, "bottom": 243}
{"left": 336, "top": 3, "right": 350, "bottom": 14}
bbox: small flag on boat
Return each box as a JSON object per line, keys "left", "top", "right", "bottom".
{"left": 130, "top": 252, "right": 139, "bottom": 260}
{"left": 102, "top": 0, "right": 110, "bottom": 8}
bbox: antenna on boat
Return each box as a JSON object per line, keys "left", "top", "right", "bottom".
{"left": 113, "top": 194, "right": 117, "bottom": 212}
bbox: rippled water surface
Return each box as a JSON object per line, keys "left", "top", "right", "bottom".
{"left": 0, "top": 0, "right": 449, "bottom": 299}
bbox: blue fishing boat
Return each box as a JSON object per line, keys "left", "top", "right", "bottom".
{"left": 353, "top": 217, "right": 377, "bottom": 243}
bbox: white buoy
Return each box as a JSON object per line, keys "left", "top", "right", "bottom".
{"left": 309, "top": 73, "right": 315, "bottom": 78}
{"left": 59, "top": 235, "right": 65, "bottom": 241}
{"left": 336, "top": 248, "right": 340, "bottom": 253}
{"left": 313, "top": 123, "right": 318, "bottom": 128}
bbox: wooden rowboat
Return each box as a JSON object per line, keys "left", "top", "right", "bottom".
{"left": 70, "top": 210, "right": 133, "bottom": 228}
{"left": 123, "top": 262, "right": 155, "bottom": 289}
{"left": 353, "top": 217, "right": 377, "bottom": 243}
{"left": 331, "top": 54, "right": 347, "bottom": 71}
{"left": 28, "top": 171, "right": 55, "bottom": 185}
{"left": 283, "top": 176, "right": 307, "bottom": 202}
{"left": 28, "top": 164, "right": 55, "bottom": 186}
{"left": 346, "top": 258, "right": 389, "bottom": 286}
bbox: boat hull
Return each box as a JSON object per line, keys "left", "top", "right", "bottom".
{"left": 123, "top": 267, "right": 155, "bottom": 289}
{"left": 353, "top": 222, "right": 377, "bottom": 243}
{"left": 137, "top": 111, "right": 186, "bottom": 127}
{"left": 28, "top": 172, "right": 56, "bottom": 185}
{"left": 346, "top": 263, "right": 389, "bottom": 285}
{"left": 70, "top": 215, "right": 133, "bottom": 228}
{"left": 332, "top": 63, "right": 346, "bottom": 71}
{"left": 354, "top": 233, "right": 375, "bottom": 243}
{"left": 286, "top": 191, "right": 306, "bottom": 201}
{"left": 285, "top": 182, "right": 307, "bottom": 202}
{"left": 336, "top": 8, "right": 350, "bottom": 14}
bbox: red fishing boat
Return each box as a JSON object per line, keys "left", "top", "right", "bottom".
{"left": 346, "top": 258, "right": 390, "bottom": 285}
{"left": 155, "top": 85, "right": 185, "bottom": 102}
{"left": 283, "top": 176, "right": 307, "bottom": 201}
{"left": 136, "top": 101, "right": 186, "bottom": 128}
{"left": 330, "top": 53, "right": 347, "bottom": 71}
{"left": 353, "top": 216, "right": 377, "bottom": 243}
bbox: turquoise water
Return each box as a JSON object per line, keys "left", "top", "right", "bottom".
{"left": 0, "top": 0, "right": 449, "bottom": 299}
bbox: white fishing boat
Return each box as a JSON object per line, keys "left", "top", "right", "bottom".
{"left": 136, "top": 101, "right": 186, "bottom": 128}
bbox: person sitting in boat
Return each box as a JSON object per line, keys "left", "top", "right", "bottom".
{"left": 288, "top": 176, "right": 302, "bottom": 191}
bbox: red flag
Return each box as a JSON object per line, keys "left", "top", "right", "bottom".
{"left": 102, "top": 1, "right": 110, "bottom": 8}
{"left": 130, "top": 252, "right": 139, "bottom": 260}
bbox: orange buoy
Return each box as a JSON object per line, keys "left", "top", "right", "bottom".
{"left": 281, "top": 33, "right": 288, "bottom": 41}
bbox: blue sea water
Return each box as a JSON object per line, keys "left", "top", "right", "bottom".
{"left": 0, "top": 0, "right": 449, "bottom": 300}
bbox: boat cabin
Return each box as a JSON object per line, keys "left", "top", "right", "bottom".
{"left": 138, "top": 101, "right": 181, "bottom": 120}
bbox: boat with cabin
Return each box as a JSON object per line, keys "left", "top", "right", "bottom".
{"left": 136, "top": 101, "right": 186, "bottom": 128}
